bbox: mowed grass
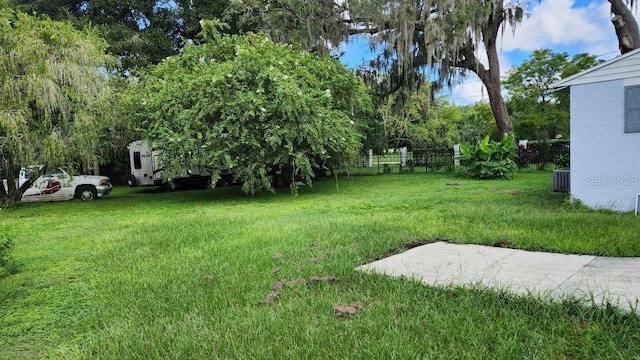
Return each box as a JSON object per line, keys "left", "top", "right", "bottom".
{"left": 1, "top": 172, "right": 639, "bottom": 359}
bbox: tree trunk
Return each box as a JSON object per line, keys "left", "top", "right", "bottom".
{"left": 478, "top": 0, "right": 513, "bottom": 137}
{"left": 459, "top": 47, "right": 513, "bottom": 138}
{"left": 0, "top": 156, "right": 22, "bottom": 206}
{"left": 484, "top": 74, "right": 513, "bottom": 137}
{"left": 0, "top": 181, "right": 7, "bottom": 206}
{"left": 609, "top": 0, "right": 640, "bottom": 54}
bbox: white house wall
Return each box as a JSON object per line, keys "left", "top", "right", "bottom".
{"left": 570, "top": 79, "right": 640, "bottom": 211}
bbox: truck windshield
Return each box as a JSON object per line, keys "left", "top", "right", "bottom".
{"left": 22, "top": 167, "right": 36, "bottom": 179}
{"left": 50, "top": 167, "right": 73, "bottom": 176}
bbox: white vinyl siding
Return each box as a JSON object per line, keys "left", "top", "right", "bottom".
{"left": 570, "top": 80, "right": 640, "bottom": 211}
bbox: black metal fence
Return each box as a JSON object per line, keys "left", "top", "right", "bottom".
{"left": 339, "top": 149, "right": 454, "bottom": 175}
{"left": 339, "top": 142, "right": 569, "bottom": 175}
{"left": 516, "top": 142, "right": 570, "bottom": 172}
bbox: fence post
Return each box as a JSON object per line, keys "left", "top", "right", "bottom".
{"left": 400, "top": 147, "right": 407, "bottom": 167}
{"left": 453, "top": 144, "right": 461, "bottom": 167}
{"left": 368, "top": 149, "right": 373, "bottom": 168}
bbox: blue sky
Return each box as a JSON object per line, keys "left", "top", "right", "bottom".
{"left": 339, "top": 0, "right": 637, "bottom": 104}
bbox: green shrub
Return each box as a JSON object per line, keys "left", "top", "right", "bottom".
{"left": 0, "top": 232, "right": 17, "bottom": 279}
{"left": 556, "top": 151, "right": 570, "bottom": 169}
{"left": 459, "top": 135, "right": 517, "bottom": 179}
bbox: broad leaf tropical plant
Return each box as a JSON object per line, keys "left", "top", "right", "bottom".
{"left": 459, "top": 135, "right": 517, "bottom": 179}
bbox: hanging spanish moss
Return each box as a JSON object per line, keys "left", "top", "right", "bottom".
{"left": 235, "top": 0, "right": 528, "bottom": 136}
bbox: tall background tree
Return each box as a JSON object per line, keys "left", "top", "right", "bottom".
{"left": 379, "top": 86, "right": 463, "bottom": 149}
{"left": 9, "top": 0, "right": 174, "bottom": 70}
{"left": 9, "top": 0, "right": 640, "bottom": 137}
{"left": 0, "top": 8, "right": 114, "bottom": 206}
{"left": 7, "top": 0, "right": 256, "bottom": 71}
{"left": 503, "top": 49, "right": 604, "bottom": 140}
{"left": 235, "top": 0, "right": 528, "bottom": 138}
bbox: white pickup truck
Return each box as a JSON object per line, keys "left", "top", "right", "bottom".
{"left": 2, "top": 166, "right": 112, "bottom": 202}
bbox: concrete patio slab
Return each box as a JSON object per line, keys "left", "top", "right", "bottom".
{"left": 357, "top": 242, "right": 639, "bottom": 313}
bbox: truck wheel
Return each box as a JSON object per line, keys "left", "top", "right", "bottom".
{"left": 76, "top": 186, "right": 97, "bottom": 201}
{"left": 127, "top": 175, "right": 137, "bottom": 187}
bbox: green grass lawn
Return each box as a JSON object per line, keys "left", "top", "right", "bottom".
{"left": 1, "top": 172, "right": 639, "bottom": 359}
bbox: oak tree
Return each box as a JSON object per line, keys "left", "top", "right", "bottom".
{"left": 236, "top": 0, "right": 528, "bottom": 137}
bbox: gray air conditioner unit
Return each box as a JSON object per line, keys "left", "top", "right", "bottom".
{"left": 553, "top": 169, "right": 570, "bottom": 192}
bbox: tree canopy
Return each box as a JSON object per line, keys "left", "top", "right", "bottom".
{"left": 7, "top": 0, "right": 255, "bottom": 71}
{"left": 379, "top": 85, "right": 464, "bottom": 149}
{"left": 127, "top": 23, "right": 373, "bottom": 194}
{"left": 503, "top": 49, "right": 604, "bottom": 140}
{"left": 0, "top": 8, "right": 114, "bottom": 205}
{"left": 235, "top": 0, "right": 528, "bottom": 138}
{"left": 10, "top": 1, "right": 640, "bottom": 139}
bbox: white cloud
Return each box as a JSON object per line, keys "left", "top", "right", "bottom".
{"left": 447, "top": 74, "right": 487, "bottom": 104}
{"left": 339, "top": 1, "right": 638, "bottom": 105}
{"left": 450, "top": 0, "right": 634, "bottom": 105}
{"left": 500, "top": 0, "right": 619, "bottom": 56}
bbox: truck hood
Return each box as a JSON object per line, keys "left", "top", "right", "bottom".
{"left": 75, "top": 175, "right": 111, "bottom": 182}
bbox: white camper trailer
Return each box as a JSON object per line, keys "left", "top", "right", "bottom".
{"left": 127, "top": 140, "right": 213, "bottom": 189}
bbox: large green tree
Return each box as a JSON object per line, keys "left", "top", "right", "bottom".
{"left": 503, "top": 49, "right": 603, "bottom": 140}
{"left": 236, "top": 0, "right": 527, "bottom": 138}
{"left": 379, "top": 87, "right": 462, "bottom": 149}
{"left": 7, "top": 0, "right": 253, "bottom": 71}
{"left": 9, "top": 0, "right": 173, "bottom": 70}
{"left": 127, "top": 22, "right": 373, "bottom": 194}
{"left": 0, "top": 9, "right": 114, "bottom": 206}
{"left": 456, "top": 102, "right": 498, "bottom": 144}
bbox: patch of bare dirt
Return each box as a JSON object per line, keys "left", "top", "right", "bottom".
{"left": 333, "top": 302, "right": 363, "bottom": 317}
{"left": 308, "top": 275, "right": 339, "bottom": 283}
{"left": 492, "top": 239, "right": 514, "bottom": 248}
{"left": 257, "top": 278, "right": 305, "bottom": 306}
{"left": 310, "top": 253, "right": 330, "bottom": 263}
{"left": 257, "top": 275, "right": 340, "bottom": 306}
{"left": 446, "top": 181, "right": 464, "bottom": 186}
{"left": 505, "top": 190, "right": 522, "bottom": 195}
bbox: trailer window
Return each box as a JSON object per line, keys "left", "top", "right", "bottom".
{"left": 133, "top": 151, "right": 142, "bottom": 169}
